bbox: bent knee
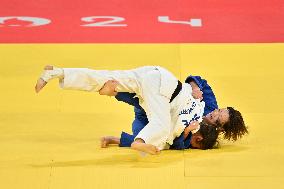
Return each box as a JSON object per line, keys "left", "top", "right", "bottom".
{"left": 99, "top": 80, "right": 118, "bottom": 96}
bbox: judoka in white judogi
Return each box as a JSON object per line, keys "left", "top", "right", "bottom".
{"left": 37, "top": 66, "right": 205, "bottom": 151}
{"left": 55, "top": 66, "right": 205, "bottom": 150}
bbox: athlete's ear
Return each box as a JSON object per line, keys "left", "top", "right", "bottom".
{"left": 196, "top": 135, "right": 203, "bottom": 142}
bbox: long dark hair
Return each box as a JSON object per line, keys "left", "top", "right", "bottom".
{"left": 223, "top": 107, "right": 248, "bottom": 141}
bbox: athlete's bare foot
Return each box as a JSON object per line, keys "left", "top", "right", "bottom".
{"left": 35, "top": 65, "right": 54, "bottom": 93}
{"left": 101, "top": 136, "right": 120, "bottom": 148}
{"left": 131, "top": 141, "right": 160, "bottom": 155}
{"left": 35, "top": 78, "right": 47, "bottom": 93}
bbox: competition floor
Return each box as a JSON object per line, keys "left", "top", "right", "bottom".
{"left": 0, "top": 44, "right": 284, "bottom": 189}
{"left": 1, "top": 0, "right": 284, "bottom": 189}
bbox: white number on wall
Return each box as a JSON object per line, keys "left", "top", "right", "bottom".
{"left": 81, "top": 16, "right": 127, "bottom": 27}
{"left": 158, "top": 16, "right": 202, "bottom": 27}
{"left": 0, "top": 16, "right": 51, "bottom": 27}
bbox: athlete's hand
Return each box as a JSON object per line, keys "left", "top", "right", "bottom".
{"left": 184, "top": 121, "right": 200, "bottom": 138}
{"left": 188, "top": 121, "right": 200, "bottom": 131}
{"left": 192, "top": 88, "right": 203, "bottom": 100}
{"left": 99, "top": 80, "right": 119, "bottom": 96}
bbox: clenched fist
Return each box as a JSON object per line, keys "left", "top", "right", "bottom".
{"left": 192, "top": 88, "right": 203, "bottom": 100}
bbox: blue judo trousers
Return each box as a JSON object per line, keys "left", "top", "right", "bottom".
{"left": 115, "top": 75, "right": 218, "bottom": 150}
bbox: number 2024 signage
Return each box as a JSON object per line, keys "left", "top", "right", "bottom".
{"left": 0, "top": 16, "right": 202, "bottom": 27}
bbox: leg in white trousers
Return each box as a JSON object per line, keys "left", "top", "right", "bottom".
{"left": 60, "top": 67, "right": 172, "bottom": 149}
{"left": 36, "top": 66, "right": 173, "bottom": 154}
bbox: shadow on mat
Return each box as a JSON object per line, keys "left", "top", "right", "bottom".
{"left": 183, "top": 144, "right": 250, "bottom": 158}
{"left": 28, "top": 145, "right": 249, "bottom": 168}
{"left": 28, "top": 151, "right": 184, "bottom": 168}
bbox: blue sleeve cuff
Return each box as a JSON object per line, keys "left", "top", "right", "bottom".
{"left": 170, "top": 132, "right": 186, "bottom": 150}
{"left": 184, "top": 133, "right": 192, "bottom": 149}
{"left": 185, "top": 75, "right": 204, "bottom": 90}
{"left": 119, "top": 132, "right": 135, "bottom": 147}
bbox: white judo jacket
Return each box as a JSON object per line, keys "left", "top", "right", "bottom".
{"left": 59, "top": 66, "right": 205, "bottom": 150}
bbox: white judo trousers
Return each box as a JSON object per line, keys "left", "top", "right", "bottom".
{"left": 59, "top": 66, "right": 204, "bottom": 150}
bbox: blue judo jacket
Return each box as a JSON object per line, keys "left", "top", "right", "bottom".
{"left": 115, "top": 75, "right": 218, "bottom": 149}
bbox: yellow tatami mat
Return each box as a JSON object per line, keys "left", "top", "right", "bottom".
{"left": 0, "top": 44, "right": 283, "bottom": 189}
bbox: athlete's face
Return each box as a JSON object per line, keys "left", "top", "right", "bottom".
{"left": 203, "top": 108, "right": 229, "bottom": 126}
